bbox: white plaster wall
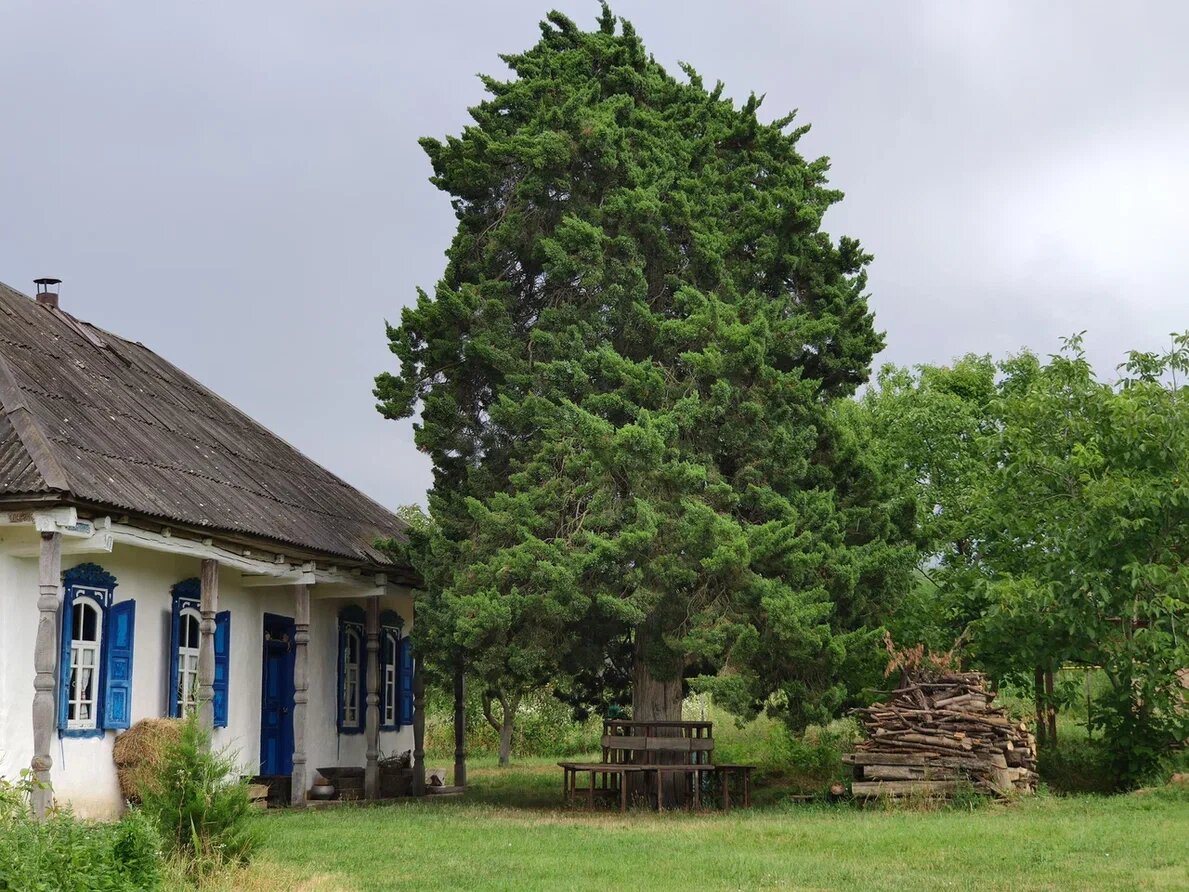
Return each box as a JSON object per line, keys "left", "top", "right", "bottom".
{"left": 0, "top": 533, "right": 414, "bottom": 819}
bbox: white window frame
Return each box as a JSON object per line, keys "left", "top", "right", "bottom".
{"left": 382, "top": 631, "right": 398, "bottom": 727}
{"left": 176, "top": 607, "right": 202, "bottom": 716}
{"left": 66, "top": 594, "right": 104, "bottom": 730}
{"left": 342, "top": 628, "right": 362, "bottom": 729}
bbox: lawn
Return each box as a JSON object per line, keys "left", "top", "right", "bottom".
{"left": 234, "top": 759, "right": 1189, "bottom": 892}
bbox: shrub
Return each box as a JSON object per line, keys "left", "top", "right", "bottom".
{"left": 138, "top": 714, "right": 258, "bottom": 880}
{"left": 0, "top": 772, "right": 161, "bottom": 892}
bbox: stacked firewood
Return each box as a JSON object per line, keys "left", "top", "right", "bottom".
{"left": 845, "top": 641, "right": 1037, "bottom": 799}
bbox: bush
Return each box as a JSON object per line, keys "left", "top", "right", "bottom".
{"left": 0, "top": 772, "right": 160, "bottom": 892}
{"left": 138, "top": 714, "right": 258, "bottom": 880}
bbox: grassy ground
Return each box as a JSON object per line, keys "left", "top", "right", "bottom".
{"left": 228, "top": 758, "right": 1189, "bottom": 892}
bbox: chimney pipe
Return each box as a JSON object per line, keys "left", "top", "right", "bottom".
{"left": 34, "top": 278, "right": 61, "bottom": 309}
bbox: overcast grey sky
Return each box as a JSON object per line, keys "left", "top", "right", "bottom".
{"left": 2, "top": 2, "right": 1185, "bottom": 509}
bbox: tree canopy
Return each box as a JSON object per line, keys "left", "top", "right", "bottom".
{"left": 376, "top": 5, "right": 915, "bottom": 733}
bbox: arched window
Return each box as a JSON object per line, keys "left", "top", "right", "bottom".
{"left": 168, "top": 577, "right": 230, "bottom": 727}
{"left": 337, "top": 605, "right": 366, "bottom": 733}
{"left": 175, "top": 607, "right": 201, "bottom": 715}
{"left": 66, "top": 596, "right": 103, "bottom": 729}
{"left": 58, "top": 562, "right": 134, "bottom": 736}
{"left": 342, "top": 628, "right": 362, "bottom": 729}
{"left": 381, "top": 630, "right": 398, "bottom": 727}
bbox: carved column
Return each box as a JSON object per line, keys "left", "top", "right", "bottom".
{"left": 453, "top": 663, "right": 466, "bottom": 788}
{"left": 31, "top": 531, "right": 62, "bottom": 820}
{"left": 364, "top": 596, "right": 380, "bottom": 800}
{"left": 290, "top": 583, "right": 310, "bottom": 807}
{"left": 412, "top": 654, "right": 426, "bottom": 796}
{"left": 197, "top": 559, "right": 218, "bottom": 732}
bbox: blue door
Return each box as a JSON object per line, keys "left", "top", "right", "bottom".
{"left": 259, "top": 614, "right": 295, "bottom": 776}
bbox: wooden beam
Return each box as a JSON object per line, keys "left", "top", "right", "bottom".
{"left": 364, "top": 597, "right": 381, "bottom": 800}
{"left": 291, "top": 584, "right": 310, "bottom": 808}
{"left": 31, "top": 531, "right": 61, "bottom": 819}
{"left": 197, "top": 559, "right": 218, "bottom": 732}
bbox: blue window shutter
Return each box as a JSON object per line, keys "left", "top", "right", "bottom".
{"left": 102, "top": 600, "right": 136, "bottom": 730}
{"left": 57, "top": 587, "right": 78, "bottom": 732}
{"left": 398, "top": 636, "right": 414, "bottom": 726}
{"left": 167, "top": 597, "right": 182, "bottom": 718}
{"left": 213, "top": 610, "right": 230, "bottom": 728}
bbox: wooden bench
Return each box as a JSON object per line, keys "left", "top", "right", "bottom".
{"left": 714, "top": 764, "right": 754, "bottom": 810}
{"left": 558, "top": 762, "right": 646, "bottom": 811}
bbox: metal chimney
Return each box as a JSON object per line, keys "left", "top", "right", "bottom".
{"left": 34, "top": 278, "right": 61, "bottom": 309}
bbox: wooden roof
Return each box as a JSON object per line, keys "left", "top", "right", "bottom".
{"left": 0, "top": 281, "right": 406, "bottom": 567}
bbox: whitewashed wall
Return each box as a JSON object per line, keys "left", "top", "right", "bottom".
{"left": 0, "top": 532, "right": 414, "bottom": 819}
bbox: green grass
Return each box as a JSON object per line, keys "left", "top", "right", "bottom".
{"left": 236, "top": 759, "right": 1189, "bottom": 892}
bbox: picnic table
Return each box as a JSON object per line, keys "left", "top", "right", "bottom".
{"left": 558, "top": 719, "right": 754, "bottom": 812}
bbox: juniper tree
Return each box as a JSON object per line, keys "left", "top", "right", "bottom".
{"left": 377, "top": 6, "right": 914, "bottom": 732}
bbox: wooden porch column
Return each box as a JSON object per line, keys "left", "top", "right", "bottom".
{"left": 197, "top": 558, "right": 219, "bottom": 732}
{"left": 412, "top": 655, "right": 426, "bottom": 796}
{"left": 31, "top": 531, "right": 62, "bottom": 819}
{"left": 364, "top": 596, "right": 380, "bottom": 800}
{"left": 290, "top": 583, "right": 310, "bottom": 807}
{"left": 453, "top": 664, "right": 467, "bottom": 788}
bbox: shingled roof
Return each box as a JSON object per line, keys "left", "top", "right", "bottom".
{"left": 0, "top": 281, "right": 406, "bottom": 566}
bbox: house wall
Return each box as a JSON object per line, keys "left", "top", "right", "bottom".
{"left": 0, "top": 533, "right": 414, "bottom": 819}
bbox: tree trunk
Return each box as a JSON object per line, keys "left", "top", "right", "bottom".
{"left": 482, "top": 691, "right": 521, "bottom": 768}
{"left": 1044, "top": 667, "right": 1057, "bottom": 745}
{"left": 632, "top": 632, "right": 684, "bottom": 806}
{"left": 1034, "top": 666, "right": 1047, "bottom": 747}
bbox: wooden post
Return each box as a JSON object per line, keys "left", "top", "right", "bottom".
{"left": 290, "top": 583, "right": 310, "bottom": 807}
{"left": 453, "top": 664, "right": 466, "bottom": 788}
{"left": 197, "top": 559, "right": 218, "bottom": 732}
{"left": 31, "top": 531, "right": 62, "bottom": 820}
{"left": 411, "top": 655, "right": 426, "bottom": 796}
{"left": 364, "top": 597, "right": 380, "bottom": 800}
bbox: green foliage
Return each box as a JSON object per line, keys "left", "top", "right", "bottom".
{"left": 857, "top": 334, "right": 1189, "bottom": 787}
{"left": 376, "top": 3, "right": 915, "bottom": 734}
{"left": 0, "top": 773, "right": 161, "bottom": 892}
{"left": 424, "top": 685, "right": 602, "bottom": 760}
{"left": 137, "top": 715, "right": 257, "bottom": 881}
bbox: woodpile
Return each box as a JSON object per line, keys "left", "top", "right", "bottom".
{"left": 845, "top": 669, "right": 1038, "bottom": 799}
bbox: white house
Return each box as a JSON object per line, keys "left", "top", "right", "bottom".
{"left": 0, "top": 278, "right": 420, "bottom": 818}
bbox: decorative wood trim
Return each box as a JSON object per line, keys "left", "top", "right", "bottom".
{"left": 291, "top": 583, "right": 310, "bottom": 808}
{"left": 197, "top": 559, "right": 218, "bottom": 732}
{"left": 31, "top": 531, "right": 61, "bottom": 819}
{"left": 364, "top": 597, "right": 380, "bottom": 800}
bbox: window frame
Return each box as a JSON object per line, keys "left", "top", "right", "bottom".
{"left": 377, "top": 609, "right": 405, "bottom": 731}
{"left": 336, "top": 605, "right": 367, "bottom": 734}
{"left": 65, "top": 593, "right": 104, "bottom": 731}
{"left": 57, "top": 563, "right": 119, "bottom": 739}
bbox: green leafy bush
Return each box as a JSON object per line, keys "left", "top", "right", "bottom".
{"left": 138, "top": 714, "right": 258, "bottom": 880}
{"left": 0, "top": 772, "right": 161, "bottom": 892}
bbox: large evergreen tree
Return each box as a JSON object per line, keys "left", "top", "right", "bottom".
{"left": 377, "top": 6, "right": 914, "bottom": 732}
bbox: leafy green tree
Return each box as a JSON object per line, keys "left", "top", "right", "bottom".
{"left": 376, "top": 5, "right": 915, "bottom": 734}
{"left": 857, "top": 337, "right": 1189, "bottom": 784}
{"left": 974, "top": 335, "right": 1189, "bottom": 784}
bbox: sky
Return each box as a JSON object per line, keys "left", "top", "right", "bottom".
{"left": 2, "top": 1, "right": 1186, "bottom": 509}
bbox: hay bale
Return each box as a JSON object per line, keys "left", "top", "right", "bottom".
{"left": 111, "top": 717, "right": 184, "bottom": 803}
